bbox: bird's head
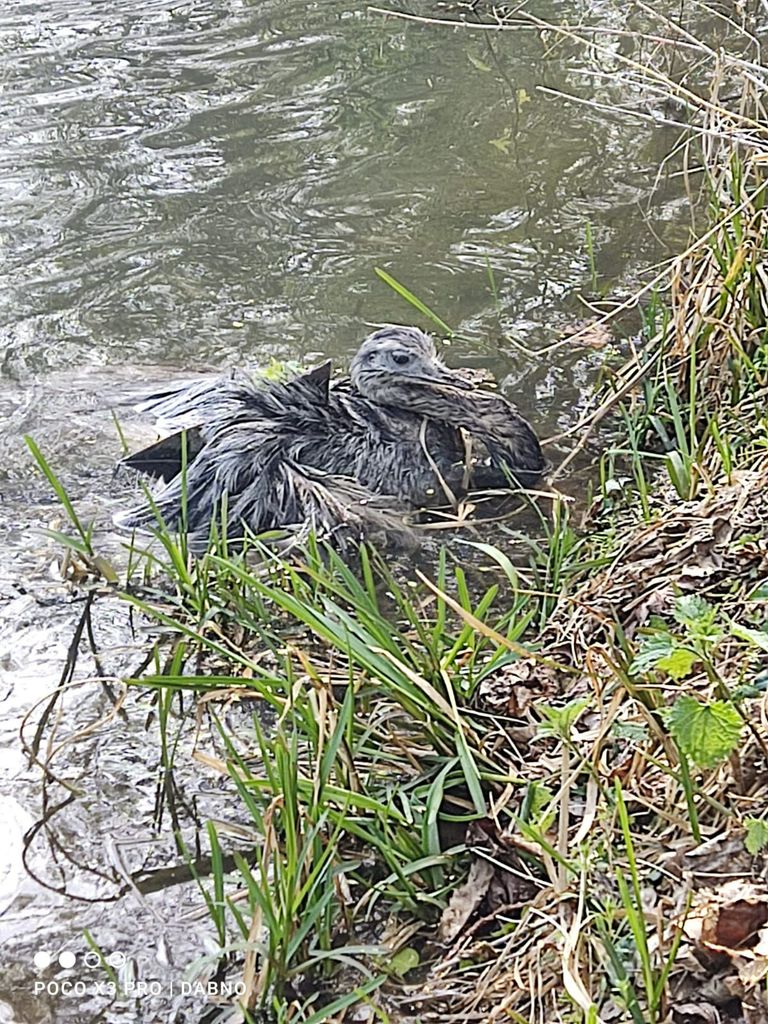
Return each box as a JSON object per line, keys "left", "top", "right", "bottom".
{"left": 350, "top": 326, "right": 470, "bottom": 401}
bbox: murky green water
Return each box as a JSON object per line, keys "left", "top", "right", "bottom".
{"left": 0, "top": 0, "right": 688, "bottom": 394}
{"left": 0, "top": 0, "right": 698, "bottom": 1020}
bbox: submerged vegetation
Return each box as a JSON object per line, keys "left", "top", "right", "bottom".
{"left": 22, "top": 5, "right": 768, "bottom": 1024}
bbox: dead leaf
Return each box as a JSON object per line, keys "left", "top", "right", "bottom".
{"left": 711, "top": 900, "right": 768, "bottom": 949}
{"left": 683, "top": 880, "right": 768, "bottom": 985}
{"left": 682, "top": 835, "right": 756, "bottom": 887}
{"left": 437, "top": 857, "right": 495, "bottom": 943}
{"left": 671, "top": 1003, "right": 721, "bottom": 1023}
{"left": 562, "top": 319, "right": 613, "bottom": 349}
{"left": 478, "top": 659, "right": 562, "bottom": 716}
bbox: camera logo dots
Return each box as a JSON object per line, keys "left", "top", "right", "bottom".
{"left": 33, "top": 948, "right": 124, "bottom": 972}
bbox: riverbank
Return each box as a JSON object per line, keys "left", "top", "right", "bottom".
{"left": 15, "top": 6, "right": 768, "bottom": 1024}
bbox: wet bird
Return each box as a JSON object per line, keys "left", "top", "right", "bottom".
{"left": 115, "top": 326, "right": 545, "bottom": 551}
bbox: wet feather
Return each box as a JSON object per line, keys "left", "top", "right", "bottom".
{"left": 115, "top": 326, "right": 545, "bottom": 550}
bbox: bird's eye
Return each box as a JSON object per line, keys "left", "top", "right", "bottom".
{"left": 392, "top": 352, "right": 411, "bottom": 366}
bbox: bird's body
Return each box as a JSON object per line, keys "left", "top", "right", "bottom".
{"left": 116, "top": 326, "right": 545, "bottom": 551}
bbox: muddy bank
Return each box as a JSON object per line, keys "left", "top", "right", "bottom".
{"left": 0, "top": 366, "right": 252, "bottom": 1023}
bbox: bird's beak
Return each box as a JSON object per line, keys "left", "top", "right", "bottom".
{"left": 420, "top": 362, "right": 474, "bottom": 390}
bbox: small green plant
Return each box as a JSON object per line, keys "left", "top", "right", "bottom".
{"left": 525, "top": 497, "right": 598, "bottom": 628}
{"left": 627, "top": 593, "right": 768, "bottom": 841}
{"left": 595, "top": 781, "right": 687, "bottom": 1024}
{"left": 744, "top": 817, "right": 768, "bottom": 855}
{"left": 630, "top": 595, "right": 721, "bottom": 680}
{"left": 661, "top": 696, "right": 743, "bottom": 769}
{"left": 24, "top": 436, "right": 121, "bottom": 583}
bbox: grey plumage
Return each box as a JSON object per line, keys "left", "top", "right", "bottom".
{"left": 115, "top": 326, "right": 545, "bottom": 551}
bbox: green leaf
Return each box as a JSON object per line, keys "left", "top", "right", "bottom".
{"left": 527, "top": 782, "right": 554, "bottom": 817}
{"left": 374, "top": 268, "right": 453, "bottom": 336}
{"left": 674, "top": 595, "right": 722, "bottom": 644}
{"left": 630, "top": 633, "right": 676, "bottom": 675}
{"left": 731, "top": 621, "right": 768, "bottom": 653}
{"left": 302, "top": 975, "right": 386, "bottom": 1024}
{"left": 260, "top": 357, "right": 303, "bottom": 381}
{"left": 536, "top": 697, "right": 590, "bottom": 738}
{"left": 612, "top": 721, "right": 649, "bottom": 742}
{"left": 656, "top": 648, "right": 698, "bottom": 680}
{"left": 673, "top": 595, "right": 713, "bottom": 627}
{"left": 731, "top": 681, "right": 768, "bottom": 702}
{"left": 665, "top": 450, "right": 692, "bottom": 498}
{"left": 455, "top": 727, "right": 487, "bottom": 816}
{"left": 91, "top": 555, "right": 119, "bottom": 585}
{"left": 389, "top": 947, "right": 420, "bottom": 976}
{"left": 525, "top": 782, "right": 555, "bottom": 831}
{"left": 25, "top": 436, "right": 94, "bottom": 555}
{"left": 666, "top": 696, "right": 743, "bottom": 769}
{"left": 462, "top": 541, "right": 519, "bottom": 587}
{"left": 631, "top": 632, "right": 699, "bottom": 678}
{"left": 745, "top": 818, "right": 768, "bottom": 855}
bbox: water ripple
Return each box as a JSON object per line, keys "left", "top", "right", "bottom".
{"left": 0, "top": 0, "right": 686, "bottom": 442}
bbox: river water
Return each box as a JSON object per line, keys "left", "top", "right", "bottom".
{"left": 0, "top": 0, "right": 698, "bottom": 1021}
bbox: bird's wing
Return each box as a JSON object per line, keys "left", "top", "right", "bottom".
{"left": 121, "top": 428, "right": 205, "bottom": 482}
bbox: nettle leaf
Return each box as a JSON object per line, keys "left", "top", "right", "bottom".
{"left": 631, "top": 633, "right": 697, "bottom": 678}
{"left": 612, "top": 721, "right": 648, "bottom": 742}
{"left": 745, "top": 818, "right": 768, "bottom": 856}
{"left": 675, "top": 595, "right": 724, "bottom": 646}
{"left": 666, "top": 695, "right": 743, "bottom": 769}
{"left": 673, "top": 594, "right": 713, "bottom": 627}
{"left": 656, "top": 648, "right": 698, "bottom": 680}
{"left": 630, "top": 633, "right": 676, "bottom": 675}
